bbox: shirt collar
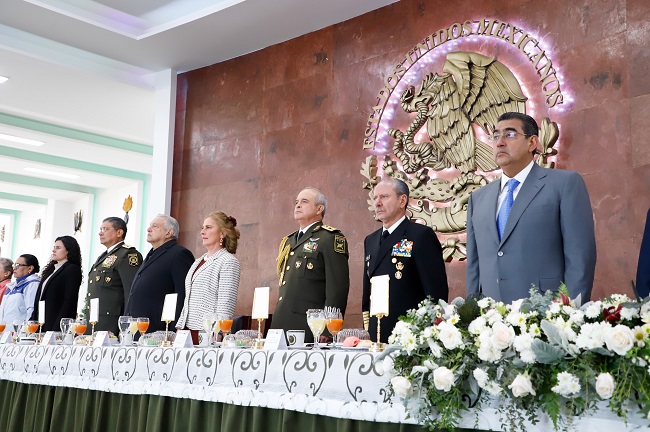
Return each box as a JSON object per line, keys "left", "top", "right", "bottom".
{"left": 500, "top": 160, "right": 534, "bottom": 192}
{"left": 384, "top": 215, "right": 406, "bottom": 235}
{"left": 106, "top": 241, "right": 124, "bottom": 255}
{"left": 298, "top": 221, "right": 319, "bottom": 236}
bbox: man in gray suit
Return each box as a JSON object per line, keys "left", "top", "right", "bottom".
{"left": 466, "top": 112, "right": 596, "bottom": 303}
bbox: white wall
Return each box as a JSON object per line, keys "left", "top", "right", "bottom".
{"left": 0, "top": 213, "right": 13, "bottom": 259}
{"left": 13, "top": 206, "right": 47, "bottom": 265}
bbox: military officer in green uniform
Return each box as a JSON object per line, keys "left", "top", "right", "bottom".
{"left": 87, "top": 217, "right": 142, "bottom": 335}
{"left": 271, "top": 187, "right": 350, "bottom": 343}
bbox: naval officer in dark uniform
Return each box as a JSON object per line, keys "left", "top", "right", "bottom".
{"left": 271, "top": 187, "right": 349, "bottom": 343}
{"left": 87, "top": 216, "right": 142, "bottom": 335}
{"left": 363, "top": 178, "right": 448, "bottom": 342}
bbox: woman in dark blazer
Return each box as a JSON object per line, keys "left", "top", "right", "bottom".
{"left": 31, "top": 236, "right": 83, "bottom": 331}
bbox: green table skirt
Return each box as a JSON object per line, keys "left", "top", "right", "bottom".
{"left": 0, "top": 380, "right": 459, "bottom": 432}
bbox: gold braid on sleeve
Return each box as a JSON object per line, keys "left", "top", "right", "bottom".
{"left": 276, "top": 236, "right": 291, "bottom": 282}
{"left": 362, "top": 311, "right": 370, "bottom": 331}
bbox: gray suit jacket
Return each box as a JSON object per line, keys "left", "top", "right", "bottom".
{"left": 466, "top": 163, "right": 596, "bottom": 303}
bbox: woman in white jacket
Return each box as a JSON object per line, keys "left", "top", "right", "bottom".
{"left": 0, "top": 254, "right": 40, "bottom": 328}
{"left": 176, "top": 211, "right": 240, "bottom": 345}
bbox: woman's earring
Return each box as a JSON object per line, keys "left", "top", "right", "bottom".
{"left": 220, "top": 237, "right": 224, "bottom": 246}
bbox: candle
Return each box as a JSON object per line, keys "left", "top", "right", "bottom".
{"left": 38, "top": 301, "right": 45, "bottom": 324}
{"left": 161, "top": 293, "right": 178, "bottom": 322}
{"left": 370, "top": 275, "right": 390, "bottom": 316}
{"left": 90, "top": 298, "right": 99, "bottom": 324}
{"left": 251, "top": 287, "right": 270, "bottom": 320}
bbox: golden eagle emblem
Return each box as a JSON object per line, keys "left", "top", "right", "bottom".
{"left": 361, "top": 51, "right": 559, "bottom": 261}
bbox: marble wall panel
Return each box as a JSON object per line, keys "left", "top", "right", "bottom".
{"left": 173, "top": 0, "right": 650, "bottom": 326}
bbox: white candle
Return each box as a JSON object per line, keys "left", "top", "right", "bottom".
{"left": 161, "top": 293, "right": 178, "bottom": 322}
{"left": 370, "top": 275, "right": 390, "bottom": 316}
{"left": 252, "top": 287, "right": 269, "bottom": 319}
{"left": 90, "top": 298, "right": 99, "bottom": 323}
{"left": 38, "top": 300, "right": 45, "bottom": 324}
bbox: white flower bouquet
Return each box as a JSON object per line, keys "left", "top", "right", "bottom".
{"left": 384, "top": 286, "right": 650, "bottom": 431}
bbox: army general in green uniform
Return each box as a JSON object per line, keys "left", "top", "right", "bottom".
{"left": 271, "top": 187, "right": 349, "bottom": 343}
{"left": 87, "top": 217, "right": 142, "bottom": 335}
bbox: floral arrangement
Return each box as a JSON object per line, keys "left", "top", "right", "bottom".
{"left": 380, "top": 287, "right": 650, "bottom": 431}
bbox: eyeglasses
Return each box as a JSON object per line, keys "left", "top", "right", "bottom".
{"left": 13, "top": 263, "right": 29, "bottom": 269}
{"left": 487, "top": 131, "right": 531, "bottom": 142}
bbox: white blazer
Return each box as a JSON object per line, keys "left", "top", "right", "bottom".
{"left": 176, "top": 248, "right": 240, "bottom": 330}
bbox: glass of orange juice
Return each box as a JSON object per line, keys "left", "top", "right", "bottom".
{"left": 27, "top": 320, "right": 39, "bottom": 336}
{"left": 137, "top": 317, "right": 149, "bottom": 337}
{"left": 326, "top": 308, "right": 343, "bottom": 349}
{"left": 0, "top": 322, "right": 6, "bottom": 333}
{"left": 218, "top": 314, "right": 233, "bottom": 340}
{"left": 74, "top": 318, "right": 87, "bottom": 336}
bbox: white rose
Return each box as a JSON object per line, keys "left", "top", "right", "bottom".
{"left": 376, "top": 356, "right": 394, "bottom": 377}
{"left": 605, "top": 325, "right": 635, "bottom": 355}
{"left": 433, "top": 366, "right": 456, "bottom": 392}
{"left": 595, "top": 373, "right": 615, "bottom": 399}
{"left": 473, "top": 368, "right": 489, "bottom": 388}
{"left": 477, "top": 298, "right": 490, "bottom": 309}
{"left": 427, "top": 339, "right": 443, "bottom": 358}
{"left": 490, "top": 321, "right": 515, "bottom": 350}
{"left": 437, "top": 322, "right": 464, "bottom": 350}
{"left": 391, "top": 376, "right": 413, "bottom": 397}
{"left": 423, "top": 359, "right": 438, "bottom": 370}
{"left": 508, "top": 374, "right": 536, "bottom": 397}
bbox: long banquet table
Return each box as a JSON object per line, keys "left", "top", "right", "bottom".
{"left": 0, "top": 343, "right": 431, "bottom": 432}
{"left": 0, "top": 344, "right": 646, "bottom": 432}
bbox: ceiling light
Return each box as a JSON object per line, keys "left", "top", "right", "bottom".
{"left": 0, "top": 133, "right": 45, "bottom": 146}
{"left": 23, "top": 167, "right": 79, "bottom": 179}
{"left": 0, "top": 76, "right": 8, "bottom": 84}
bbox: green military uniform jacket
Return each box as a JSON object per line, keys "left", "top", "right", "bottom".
{"left": 270, "top": 222, "right": 349, "bottom": 343}
{"left": 87, "top": 241, "right": 142, "bottom": 335}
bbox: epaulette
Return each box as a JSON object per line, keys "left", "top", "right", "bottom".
{"left": 319, "top": 225, "right": 340, "bottom": 232}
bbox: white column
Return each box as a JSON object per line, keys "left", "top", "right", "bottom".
{"left": 148, "top": 69, "right": 177, "bottom": 219}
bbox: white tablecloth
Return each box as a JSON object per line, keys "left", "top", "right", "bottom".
{"left": 0, "top": 344, "right": 410, "bottom": 424}
{"left": 1, "top": 344, "right": 647, "bottom": 431}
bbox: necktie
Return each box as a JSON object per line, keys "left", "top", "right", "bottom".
{"left": 497, "top": 178, "right": 520, "bottom": 241}
{"left": 380, "top": 230, "right": 390, "bottom": 245}
{"left": 296, "top": 231, "right": 303, "bottom": 242}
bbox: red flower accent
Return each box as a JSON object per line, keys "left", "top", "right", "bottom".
{"left": 602, "top": 305, "right": 622, "bottom": 323}
{"left": 433, "top": 317, "right": 443, "bottom": 325}
{"left": 559, "top": 292, "right": 571, "bottom": 306}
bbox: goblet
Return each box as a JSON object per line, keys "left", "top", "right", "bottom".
{"left": 218, "top": 314, "right": 233, "bottom": 341}
{"left": 0, "top": 322, "right": 5, "bottom": 333}
{"left": 202, "top": 312, "right": 217, "bottom": 346}
{"left": 118, "top": 316, "right": 132, "bottom": 345}
{"left": 12, "top": 320, "right": 21, "bottom": 343}
{"left": 137, "top": 317, "right": 150, "bottom": 338}
{"left": 74, "top": 318, "right": 87, "bottom": 342}
{"left": 306, "top": 309, "right": 326, "bottom": 350}
{"left": 325, "top": 307, "right": 343, "bottom": 349}
{"left": 60, "top": 318, "right": 73, "bottom": 344}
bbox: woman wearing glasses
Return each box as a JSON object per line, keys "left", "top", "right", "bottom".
{"left": 31, "top": 236, "right": 83, "bottom": 331}
{"left": 0, "top": 254, "right": 40, "bottom": 327}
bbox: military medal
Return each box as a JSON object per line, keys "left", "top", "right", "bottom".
{"left": 392, "top": 258, "right": 397, "bottom": 263}
{"left": 102, "top": 254, "right": 117, "bottom": 268}
{"left": 395, "top": 271, "right": 402, "bottom": 279}
{"left": 307, "top": 262, "right": 313, "bottom": 270}
{"left": 295, "top": 261, "right": 302, "bottom": 268}
{"left": 396, "top": 262, "right": 404, "bottom": 270}
{"left": 105, "top": 277, "right": 111, "bottom": 283}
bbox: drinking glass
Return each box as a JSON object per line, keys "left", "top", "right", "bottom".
{"left": 202, "top": 312, "right": 217, "bottom": 346}
{"left": 26, "top": 320, "right": 39, "bottom": 336}
{"left": 12, "top": 319, "right": 21, "bottom": 343}
{"left": 306, "top": 309, "right": 326, "bottom": 350}
{"left": 218, "top": 314, "right": 233, "bottom": 340}
{"left": 60, "top": 318, "right": 73, "bottom": 345}
{"left": 137, "top": 317, "right": 150, "bottom": 337}
{"left": 128, "top": 317, "right": 138, "bottom": 337}
{"left": 74, "top": 318, "right": 87, "bottom": 336}
{"left": 0, "top": 322, "right": 6, "bottom": 333}
{"left": 325, "top": 308, "right": 343, "bottom": 349}
{"left": 118, "top": 316, "right": 132, "bottom": 345}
